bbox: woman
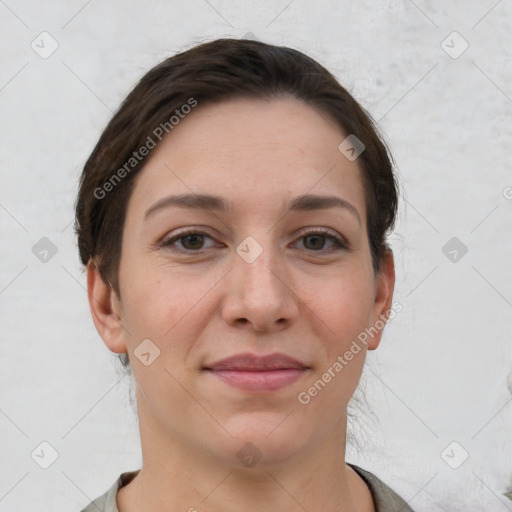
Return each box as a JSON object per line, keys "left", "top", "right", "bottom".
{"left": 76, "top": 38, "right": 412, "bottom": 512}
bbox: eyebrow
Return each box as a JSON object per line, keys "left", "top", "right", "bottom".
{"left": 144, "top": 193, "right": 361, "bottom": 225}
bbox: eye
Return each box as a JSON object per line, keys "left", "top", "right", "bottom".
{"left": 159, "top": 229, "right": 218, "bottom": 252}
{"left": 293, "top": 229, "right": 348, "bottom": 252}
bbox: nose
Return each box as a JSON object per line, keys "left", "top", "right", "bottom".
{"left": 220, "top": 242, "right": 299, "bottom": 333}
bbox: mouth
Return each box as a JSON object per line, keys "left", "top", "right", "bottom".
{"left": 203, "top": 352, "right": 310, "bottom": 393}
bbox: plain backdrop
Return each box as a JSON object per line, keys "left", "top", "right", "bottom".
{"left": 1, "top": 1, "right": 511, "bottom": 511}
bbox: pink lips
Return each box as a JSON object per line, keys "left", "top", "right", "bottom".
{"left": 203, "top": 353, "right": 309, "bottom": 392}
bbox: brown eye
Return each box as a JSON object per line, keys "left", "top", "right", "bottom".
{"left": 160, "top": 230, "right": 217, "bottom": 252}
{"left": 180, "top": 233, "right": 206, "bottom": 250}
{"left": 303, "top": 234, "right": 327, "bottom": 250}
{"left": 295, "top": 230, "right": 347, "bottom": 252}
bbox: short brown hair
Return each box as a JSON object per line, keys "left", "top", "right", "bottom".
{"left": 75, "top": 38, "right": 398, "bottom": 297}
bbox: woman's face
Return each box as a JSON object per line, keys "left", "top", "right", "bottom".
{"left": 90, "top": 96, "right": 394, "bottom": 468}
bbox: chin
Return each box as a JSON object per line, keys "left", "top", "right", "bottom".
{"left": 215, "top": 415, "right": 310, "bottom": 468}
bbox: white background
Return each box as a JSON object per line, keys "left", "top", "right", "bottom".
{"left": 1, "top": 1, "right": 511, "bottom": 511}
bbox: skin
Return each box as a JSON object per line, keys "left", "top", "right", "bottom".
{"left": 88, "top": 96, "right": 395, "bottom": 512}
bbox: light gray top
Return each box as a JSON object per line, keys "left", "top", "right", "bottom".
{"left": 80, "top": 463, "right": 415, "bottom": 512}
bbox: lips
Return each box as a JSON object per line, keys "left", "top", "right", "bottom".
{"left": 204, "top": 352, "right": 309, "bottom": 371}
{"left": 203, "top": 353, "right": 309, "bottom": 392}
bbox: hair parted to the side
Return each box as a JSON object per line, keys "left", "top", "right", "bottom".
{"left": 74, "top": 38, "right": 399, "bottom": 372}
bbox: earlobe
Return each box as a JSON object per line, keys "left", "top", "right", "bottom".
{"left": 86, "top": 261, "right": 128, "bottom": 355}
{"left": 367, "top": 250, "right": 396, "bottom": 351}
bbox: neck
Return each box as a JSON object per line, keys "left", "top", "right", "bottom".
{"left": 117, "top": 396, "right": 372, "bottom": 512}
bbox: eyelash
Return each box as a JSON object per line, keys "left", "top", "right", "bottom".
{"left": 158, "top": 228, "right": 348, "bottom": 254}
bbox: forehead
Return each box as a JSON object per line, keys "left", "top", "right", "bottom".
{"left": 128, "top": 96, "right": 366, "bottom": 221}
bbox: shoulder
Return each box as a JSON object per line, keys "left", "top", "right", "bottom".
{"left": 79, "top": 470, "right": 140, "bottom": 512}
{"left": 348, "top": 463, "right": 416, "bottom": 512}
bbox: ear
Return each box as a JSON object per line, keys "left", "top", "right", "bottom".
{"left": 367, "top": 250, "right": 396, "bottom": 350}
{"left": 86, "top": 261, "right": 128, "bottom": 354}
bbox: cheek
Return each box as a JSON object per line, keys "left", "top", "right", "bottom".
{"left": 119, "top": 261, "right": 219, "bottom": 350}
{"left": 300, "top": 266, "right": 375, "bottom": 345}
{"left": 296, "top": 272, "right": 372, "bottom": 413}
